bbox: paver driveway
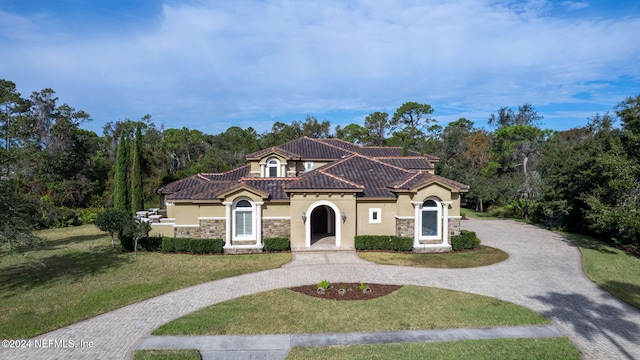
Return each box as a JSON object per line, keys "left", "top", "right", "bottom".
{"left": 1, "top": 219, "right": 639, "bottom": 359}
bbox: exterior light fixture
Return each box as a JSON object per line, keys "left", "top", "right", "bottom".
{"left": 302, "top": 212, "right": 307, "bottom": 223}
{"left": 341, "top": 211, "right": 347, "bottom": 223}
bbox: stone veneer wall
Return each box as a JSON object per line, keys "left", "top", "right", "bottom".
{"left": 200, "top": 219, "right": 226, "bottom": 239}
{"left": 448, "top": 217, "right": 461, "bottom": 239}
{"left": 263, "top": 219, "right": 291, "bottom": 238}
{"left": 396, "top": 218, "right": 414, "bottom": 238}
{"left": 175, "top": 226, "right": 201, "bottom": 238}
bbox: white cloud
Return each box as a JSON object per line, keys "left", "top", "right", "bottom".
{"left": 1, "top": 0, "right": 638, "bottom": 133}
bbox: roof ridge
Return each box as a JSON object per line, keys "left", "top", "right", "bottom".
{"left": 391, "top": 171, "right": 423, "bottom": 189}
{"left": 317, "top": 169, "right": 365, "bottom": 189}
{"left": 355, "top": 153, "right": 416, "bottom": 173}
{"left": 307, "top": 137, "right": 359, "bottom": 154}
{"left": 240, "top": 177, "right": 300, "bottom": 181}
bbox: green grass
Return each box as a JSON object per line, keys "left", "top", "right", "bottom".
{"left": 133, "top": 349, "right": 201, "bottom": 360}
{"left": 0, "top": 225, "right": 291, "bottom": 339}
{"left": 357, "top": 245, "right": 508, "bottom": 268}
{"left": 564, "top": 232, "right": 640, "bottom": 310}
{"left": 153, "top": 285, "right": 548, "bottom": 335}
{"left": 286, "top": 338, "right": 581, "bottom": 360}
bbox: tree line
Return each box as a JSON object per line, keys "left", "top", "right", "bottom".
{"left": 1, "top": 78, "right": 638, "bottom": 251}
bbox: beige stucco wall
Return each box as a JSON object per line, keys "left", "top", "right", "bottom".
{"left": 149, "top": 223, "right": 174, "bottom": 237}
{"left": 198, "top": 203, "right": 226, "bottom": 218}
{"left": 289, "top": 192, "right": 357, "bottom": 249}
{"left": 173, "top": 203, "right": 200, "bottom": 225}
{"left": 356, "top": 201, "right": 397, "bottom": 236}
{"left": 262, "top": 202, "right": 290, "bottom": 217}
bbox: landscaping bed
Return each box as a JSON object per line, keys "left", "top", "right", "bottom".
{"left": 289, "top": 283, "right": 402, "bottom": 300}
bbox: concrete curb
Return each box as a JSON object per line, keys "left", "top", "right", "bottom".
{"left": 138, "top": 325, "right": 563, "bottom": 359}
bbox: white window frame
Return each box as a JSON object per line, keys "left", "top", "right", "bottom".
{"left": 232, "top": 198, "right": 255, "bottom": 240}
{"left": 419, "top": 198, "right": 441, "bottom": 240}
{"left": 304, "top": 162, "right": 314, "bottom": 171}
{"left": 266, "top": 158, "right": 280, "bottom": 178}
{"left": 369, "top": 208, "right": 381, "bottom": 224}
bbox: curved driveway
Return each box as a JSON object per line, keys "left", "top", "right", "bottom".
{"left": 2, "top": 219, "right": 640, "bottom": 359}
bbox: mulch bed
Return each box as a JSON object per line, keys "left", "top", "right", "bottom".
{"left": 289, "top": 283, "right": 402, "bottom": 301}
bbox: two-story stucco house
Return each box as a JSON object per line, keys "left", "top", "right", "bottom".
{"left": 153, "top": 137, "right": 469, "bottom": 253}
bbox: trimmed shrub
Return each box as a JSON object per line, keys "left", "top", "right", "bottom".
{"left": 354, "top": 235, "right": 413, "bottom": 252}
{"left": 161, "top": 237, "right": 175, "bottom": 252}
{"left": 264, "top": 237, "right": 290, "bottom": 252}
{"left": 451, "top": 230, "right": 480, "bottom": 251}
{"left": 173, "top": 238, "right": 191, "bottom": 253}
{"left": 190, "top": 238, "right": 224, "bottom": 254}
{"left": 160, "top": 237, "right": 224, "bottom": 254}
{"left": 139, "top": 236, "right": 162, "bottom": 251}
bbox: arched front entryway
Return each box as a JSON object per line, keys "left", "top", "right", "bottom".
{"left": 305, "top": 200, "right": 341, "bottom": 248}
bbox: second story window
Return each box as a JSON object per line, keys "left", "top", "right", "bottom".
{"left": 267, "top": 158, "right": 280, "bottom": 177}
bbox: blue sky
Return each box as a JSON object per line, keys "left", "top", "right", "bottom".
{"left": 1, "top": 0, "right": 639, "bottom": 135}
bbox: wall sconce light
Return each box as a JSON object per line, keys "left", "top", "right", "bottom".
{"left": 341, "top": 211, "right": 347, "bottom": 223}
{"left": 301, "top": 212, "right": 307, "bottom": 223}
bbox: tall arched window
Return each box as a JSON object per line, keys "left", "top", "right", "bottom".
{"left": 233, "top": 199, "right": 254, "bottom": 239}
{"left": 420, "top": 198, "right": 441, "bottom": 239}
{"left": 267, "top": 158, "right": 280, "bottom": 178}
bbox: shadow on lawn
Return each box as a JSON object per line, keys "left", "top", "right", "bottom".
{"left": 0, "top": 247, "right": 131, "bottom": 299}
{"left": 563, "top": 233, "right": 618, "bottom": 255}
{"left": 532, "top": 291, "right": 640, "bottom": 359}
{"left": 42, "top": 233, "right": 111, "bottom": 250}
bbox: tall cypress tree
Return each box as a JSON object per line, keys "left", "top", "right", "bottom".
{"left": 113, "top": 131, "right": 129, "bottom": 211}
{"left": 130, "top": 125, "right": 143, "bottom": 214}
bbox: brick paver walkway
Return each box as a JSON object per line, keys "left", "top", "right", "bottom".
{"left": 1, "top": 219, "right": 639, "bottom": 359}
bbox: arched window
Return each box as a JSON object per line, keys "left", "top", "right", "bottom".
{"left": 233, "top": 199, "right": 254, "bottom": 239}
{"left": 420, "top": 198, "right": 441, "bottom": 239}
{"left": 267, "top": 158, "right": 280, "bottom": 177}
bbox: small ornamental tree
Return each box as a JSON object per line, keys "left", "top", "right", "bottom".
{"left": 94, "top": 208, "right": 130, "bottom": 248}
{"left": 126, "top": 218, "right": 151, "bottom": 255}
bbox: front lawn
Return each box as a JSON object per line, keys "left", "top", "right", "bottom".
{"left": 565, "top": 232, "right": 640, "bottom": 309}
{"left": 357, "top": 245, "right": 508, "bottom": 268}
{"left": 0, "top": 225, "right": 291, "bottom": 339}
{"left": 286, "top": 338, "right": 581, "bottom": 360}
{"left": 153, "top": 285, "right": 548, "bottom": 335}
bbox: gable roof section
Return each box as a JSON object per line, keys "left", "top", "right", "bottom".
{"left": 389, "top": 172, "right": 470, "bottom": 193}
{"left": 285, "top": 154, "right": 421, "bottom": 198}
{"left": 246, "top": 137, "right": 351, "bottom": 160}
{"left": 284, "top": 170, "right": 364, "bottom": 192}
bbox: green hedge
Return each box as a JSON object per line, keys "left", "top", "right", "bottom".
{"left": 354, "top": 235, "right": 413, "bottom": 251}
{"left": 139, "top": 236, "right": 162, "bottom": 251}
{"left": 264, "top": 237, "right": 290, "bottom": 252}
{"left": 451, "top": 230, "right": 480, "bottom": 251}
{"left": 159, "top": 237, "right": 224, "bottom": 254}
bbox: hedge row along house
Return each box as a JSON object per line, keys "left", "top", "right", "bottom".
{"left": 153, "top": 137, "right": 469, "bottom": 253}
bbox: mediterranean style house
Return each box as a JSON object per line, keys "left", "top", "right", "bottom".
{"left": 152, "top": 137, "right": 469, "bottom": 253}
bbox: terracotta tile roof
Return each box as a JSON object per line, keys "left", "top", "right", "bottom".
{"left": 284, "top": 170, "right": 364, "bottom": 191}
{"left": 242, "top": 179, "right": 294, "bottom": 200}
{"left": 246, "top": 137, "right": 350, "bottom": 160}
{"left": 199, "top": 164, "right": 251, "bottom": 181}
{"left": 167, "top": 181, "right": 231, "bottom": 200}
{"left": 321, "top": 155, "right": 415, "bottom": 198}
{"left": 157, "top": 174, "right": 209, "bottom": 195}
{"left": 376, "top": 157, "right": 434, "bottom": 170}
{"left": 356, "top": 147, "right": 421, "bottom": 157}
{"left": 389, "top": 172, "right": 470, "bottom": 192}
{"left": 161, "top": 137, "right": 465, "bottom": 202}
